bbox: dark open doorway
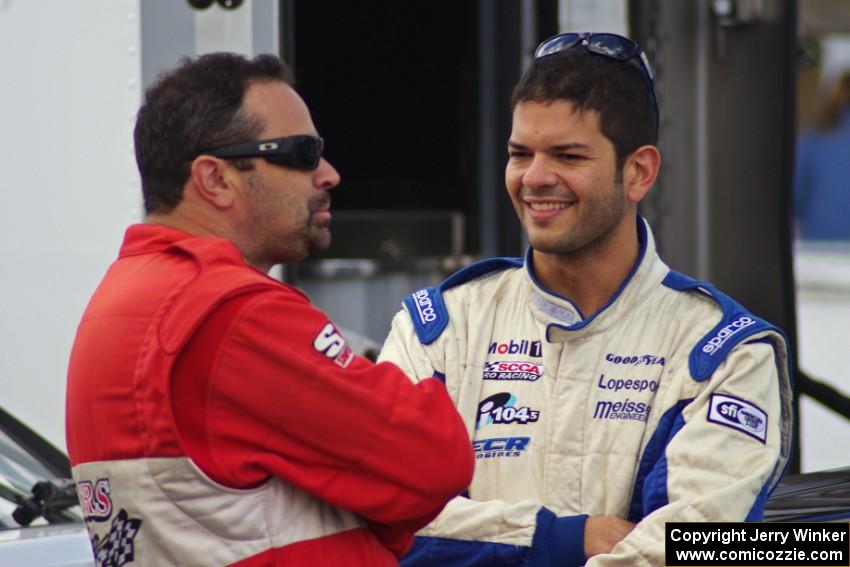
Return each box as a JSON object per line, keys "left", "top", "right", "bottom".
{"left": 288, "top": 2, "right": 481, "bottom": 257}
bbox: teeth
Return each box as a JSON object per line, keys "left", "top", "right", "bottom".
{"left": 528, "top": 202, "right": 569, "bottom": 211}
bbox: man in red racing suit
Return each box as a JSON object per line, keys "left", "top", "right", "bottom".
{"left": 65, "top": 53, "right": 473, "bottom": 567}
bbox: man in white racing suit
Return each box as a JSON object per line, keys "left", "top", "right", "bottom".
{"left": 379, "top": 33, "right": 792, "bottom": 567}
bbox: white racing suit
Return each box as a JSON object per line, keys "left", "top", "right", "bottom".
{"left": 379, "top": 217, "right": 793, "bottom": 567}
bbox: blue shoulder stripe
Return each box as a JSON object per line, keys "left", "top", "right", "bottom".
{"left": 628, "top": 399, "right": 691, "bottom": 522}
{"left": 403, "top": 257, "right": 523, "bottom": 345}
{"left": 662, "top": 271, "right": 781, "bottom": 382}
{"left": 402, "top": 287, "right": 449, "bottom": 345}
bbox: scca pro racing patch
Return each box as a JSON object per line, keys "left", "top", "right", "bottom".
{"left": 707, "top": 393, "right": 767, "bottom": 443}
{"left": 483, "top": 360, "right": 543, "bottom": 381}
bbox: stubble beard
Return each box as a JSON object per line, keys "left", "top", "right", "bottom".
{"left": 243, "top": 176, "right": 332, "bottom": 266}
{"left": 304, "top": 192, "right": 332, "bottom": 255}
{"left": 305, "top": 224, "right": 332, "bottom": 256}
{"left": 527, "top": 182, "right": 627, "bottom": 257}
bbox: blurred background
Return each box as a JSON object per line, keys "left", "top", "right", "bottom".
{"left": 0, "top": 0, "right": 848, "bottom": 475}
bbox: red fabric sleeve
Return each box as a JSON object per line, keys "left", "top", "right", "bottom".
{"left": 172, "top": 289, "right": 473, "bottom": 554}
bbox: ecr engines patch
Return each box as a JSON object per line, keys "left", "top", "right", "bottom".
{"left": 707, "top": 393, "right": 767, "bottom": 443}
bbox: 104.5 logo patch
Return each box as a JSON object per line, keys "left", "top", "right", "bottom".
{"left": 477, "top": 392, "right": 540, "bottom": 429}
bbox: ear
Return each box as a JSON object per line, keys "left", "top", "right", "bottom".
{"left": 187, "top": 156, "right": 240, "bottom": 209}
{"left": 622, "top": 145, "right": 661, "bottom": 204}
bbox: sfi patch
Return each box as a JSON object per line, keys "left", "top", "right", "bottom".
{"left": 313, "top": 322, "right": 354, "bottom": 368}
{"left": 707, "top": 393, "right": 767, "bottom": 443}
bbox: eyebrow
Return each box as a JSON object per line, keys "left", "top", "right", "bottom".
{"left": 507, "top": 141, "right": 592, "bottom": 151}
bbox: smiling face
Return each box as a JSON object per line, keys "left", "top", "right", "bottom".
{"left": 236, "top": 80, "right": 341, "bottom": 267}
{"left": 505, "top": 100, "right": 633, "bottom": 259}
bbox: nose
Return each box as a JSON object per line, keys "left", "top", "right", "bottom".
{"left": 314, "top": 157, "right": 341, "bottom": 191}
{"left": 522, "top": 154, "right": 557, "bottom": 190}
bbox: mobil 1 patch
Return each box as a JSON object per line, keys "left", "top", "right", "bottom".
{"left": 707, "top": 393, "right": 768, "bottom": 443}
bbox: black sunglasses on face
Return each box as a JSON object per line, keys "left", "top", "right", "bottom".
{"left": 203, "top": 135, "right": 324, "bottom": 170}
{"left": 534, "top": 32, "right": 659, "bottom": 131}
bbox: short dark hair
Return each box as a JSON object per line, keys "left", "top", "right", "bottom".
{"left": 134, "top": 52, "right": 293, "bottom": 214}
{"left": 511, "top": 48, "right": 658, "bottom": 169}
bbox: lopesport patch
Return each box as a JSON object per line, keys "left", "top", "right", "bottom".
{"left": 707, "top": 393, "right": 768, "bottom": 443}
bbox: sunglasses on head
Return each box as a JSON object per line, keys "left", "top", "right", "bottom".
{"left": 202, "top": 135, "right": 324, "bottom": 170}
{"left": 534, "top": 32, "right": 659, "bottom": 131}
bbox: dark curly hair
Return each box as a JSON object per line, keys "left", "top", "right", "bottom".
{"left": 134, "top": 52, "right": 293, "bottom": 214}
{"left": 512, "top": 47, "right": 658, "bottom": 170}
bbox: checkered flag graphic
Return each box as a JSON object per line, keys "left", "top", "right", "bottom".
{"left": 92, "top": 509, "right": 143, "bottom": 567}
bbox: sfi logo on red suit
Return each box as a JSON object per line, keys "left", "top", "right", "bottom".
{"left": 313, "top": 322, "right": 354, "bottom": 368}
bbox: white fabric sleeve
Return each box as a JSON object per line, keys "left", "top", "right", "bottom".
{"left": 378, "top": 310, "right": 439, "bottom": 383}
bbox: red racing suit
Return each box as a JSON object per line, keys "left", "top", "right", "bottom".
{"left": 66, "top": 224, "right": 473, "bottom": 566}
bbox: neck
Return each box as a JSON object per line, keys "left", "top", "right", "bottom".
{"left": 146, "top": 208, "right": 272, "bottom": 274}
{"left": 146, "top": 210, "right": 216, "bottom": 238}
{"left": 531, "top": 218, "right": 641, "bottom": 317}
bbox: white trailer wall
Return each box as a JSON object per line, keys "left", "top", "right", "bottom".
{"left": 0, "top": 0, "right": 143, "bottom": 449}
{"left": 0, "top": 0, "right": 278, "bottom": 450}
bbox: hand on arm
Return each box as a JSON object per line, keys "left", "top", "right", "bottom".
{"left": 584, "top": 516, "right": 635, "bottom": 558}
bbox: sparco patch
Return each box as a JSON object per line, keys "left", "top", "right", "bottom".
{"left": 701, "top": 316, "right": 756, "bottom": 355}
{"left": 411, "top": 289, "right": 437, "bottom": 324}
{"left": 708, "top": 393, "right": 767, "bottom": 443}
{"left": 483, "top": 360, "right": 543, "bottom": 381}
